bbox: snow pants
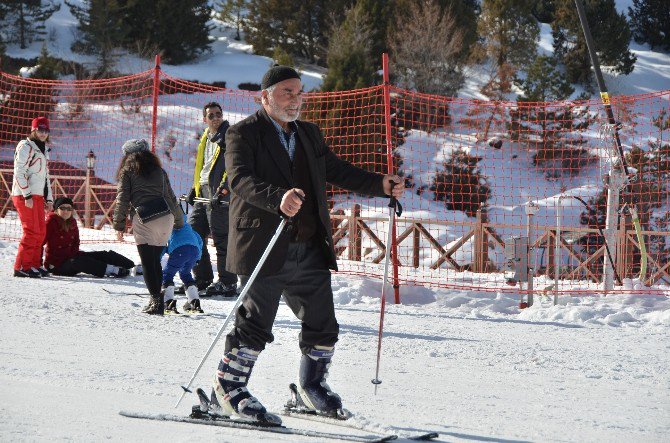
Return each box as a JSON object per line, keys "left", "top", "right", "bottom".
{"left": 52, "top": 250, "right": 134, "bottom": 278}
{"left": 13, "top": 195, "right": 46, "bottom": 271}
{"left": 162, "top": 244, "right": 199, "bottom": 288}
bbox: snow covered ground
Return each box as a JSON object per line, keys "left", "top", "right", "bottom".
{"left": 0, "top": 238, "right": 668, "bottom": 442}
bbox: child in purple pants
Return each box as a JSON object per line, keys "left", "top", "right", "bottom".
{"left": 162, "top": 215, "right": 204, "bottom": 314}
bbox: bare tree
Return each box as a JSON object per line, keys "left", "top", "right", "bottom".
{"left": 388, "top": 0, "right": 466, "bottom": 97}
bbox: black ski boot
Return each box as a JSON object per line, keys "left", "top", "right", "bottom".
{"left": 212, "top": 346, "right": 278, "bottom": 424}
{"left": 142, "top": 295, "right": 164, "bottom": 315}
{"left": 293, "top": 346, "right": 346, "bottom": 418}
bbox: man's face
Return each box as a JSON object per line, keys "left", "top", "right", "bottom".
{"left": 203, "top": 106, "right": 223, "bottom": 133}
{"left": 262, "top": 78, "right": 303, "bottom": 125}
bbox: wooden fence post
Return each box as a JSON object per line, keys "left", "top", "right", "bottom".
{"left": 548, "top": 230, "right": 555, "bottom": 277}
{"left": 348, "top": 204, "right": 361, "bottom": 261}
{"left": 413, "top": 224, "right": 420, "bottom": 268}
{"left": 473, "top": 209, "right": 488, "bottom": 272}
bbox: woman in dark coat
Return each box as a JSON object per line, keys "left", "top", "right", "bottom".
{"left": 113, "top": 139, "right": 183, "bottom": 315}
{"left": 44, "top": 197, "right": 134, "bottom": 277}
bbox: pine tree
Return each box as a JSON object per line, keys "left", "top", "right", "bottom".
{"left": 66, "top": 0, "right": 126, "bottom": 75}
{"left": 322, "top": 4, "right": 378, "bottom": 92}
{"left": 389, "top": 0, "right": 466, "bottom": 96}
{"left": 477, "top": 0, "right": 539, "bottom": 70}
{"left": 0, "top": 43, "right": 58, "bottom": 144}
{"left": 1, "top": 0, "right": 60, "bottom": 49}
{"left": 628, "top": 0, "right": 670, "bottom": 51}
{"left": 515, "top": 55, "right": 574, "bottom": 102}
{"left": 431, "top": 149, "right": 491, "bottom": 217}
{"left": 32, "top": 42, "right": 61, "bottom": 79}
{"left": 532, "top": 0, "right": 556, "bottom": 23}
{"left": 122, "top": 0, "right": 212, "bottom": 64}
{"left": 217, "top": 0, "right": 247, "bottom": 41}
{"left": 510, "top": 55, "right": 596, "bottom": 179}
{"left": 244, "top": 0, "right": 348, "bottom": 65}
{"left": 271, "top": 47, "right": 294, "bottom": 67}
{"left": 552, "top": 0, "right": 636, "bottom": 86}
{"left": 392, "top": 0, "right": 479, "bottom": 63}
{"left": 355, "top": 0, "right": 393, "bottom": 63}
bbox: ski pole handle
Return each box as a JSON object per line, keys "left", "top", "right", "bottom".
{"left": 387, "top": 181, "right": 403, "bottom": 216}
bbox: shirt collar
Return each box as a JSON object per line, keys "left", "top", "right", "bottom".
{"left": 268, "top": 115, "right": 297, "bottom": 135}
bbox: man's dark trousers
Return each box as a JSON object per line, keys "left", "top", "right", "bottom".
{"left": 225, "top": 240, "right": 339, "bottom": 354}
{"left": 188, "top": 186, "right": 237, "bottom": 287}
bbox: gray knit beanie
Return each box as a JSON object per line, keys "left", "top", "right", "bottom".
{"left": 121, "top": 138, "right": 149, "bottom": 155}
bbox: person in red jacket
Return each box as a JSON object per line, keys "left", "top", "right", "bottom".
{"left": 44, "top": 197, "right": 134, "bottom": 278}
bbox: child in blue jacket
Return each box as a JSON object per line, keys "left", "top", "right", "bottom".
{"left": 163, "top": 215, "right": 204, "bottom": 314}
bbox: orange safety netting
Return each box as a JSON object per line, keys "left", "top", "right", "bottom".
{"left": 1, "top": 66, "right": 668, "bottom": 296}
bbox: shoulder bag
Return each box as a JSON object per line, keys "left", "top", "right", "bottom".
{"left": 134, "top": 169, "right": 171, "bottom": 224}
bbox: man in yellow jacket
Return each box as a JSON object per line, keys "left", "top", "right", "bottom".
{"left": 183, "top": 101, "right": 237, "bottom": 297}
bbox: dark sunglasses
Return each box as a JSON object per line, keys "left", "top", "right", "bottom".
{"left": 207, "top": 112, "right": 223, "bottom": 120}
{"left": 58, "top": 206, "right": 73, "bottom": 211}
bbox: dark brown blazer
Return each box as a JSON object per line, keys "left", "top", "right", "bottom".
{"left": 224, "top": 108, "right": 386, "bottom": 276}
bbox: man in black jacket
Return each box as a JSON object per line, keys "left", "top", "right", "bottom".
{"left": 184, "top": 102, "right": 238, "bottom": 297}
{"left": 210, "top": 66, "right": 404, "bottom": 422}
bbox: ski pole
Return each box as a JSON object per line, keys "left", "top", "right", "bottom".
{"left": 179, "top": 194, "right": 229, "bottom": 206}
{"left": 174, "top": 216, "right": 288, "bottom": 408}
{"left": 371, "top": 189, "right": 402, "bottom": 394}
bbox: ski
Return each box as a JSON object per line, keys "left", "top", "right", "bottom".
{"left": 166, "top": 309, "right": 210, "bottom": 317}
{"left": 282, "top": 410, "right": 438, "bottom": 442}
{"left": 102, "top": 288, "right": 147, "bottom": 297}
{"left": 119, "top": 410, "right": 397, "bottom": 442}
{"left": 284, "top": 384, "right": 439, "bottom": 441}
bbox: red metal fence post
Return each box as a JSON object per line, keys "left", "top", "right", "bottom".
{"left": 382, "top": 53, "right": 401, "bottom": 304}
{"left": 151, "top": 54, "right": 161, "bottom": 153}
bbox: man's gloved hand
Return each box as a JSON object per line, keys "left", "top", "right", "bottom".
{"left": 211, "top": 185, "right": 229, "bottom": 205}
{"left": 186, "top": 188, "right": 196, "bottom": 206}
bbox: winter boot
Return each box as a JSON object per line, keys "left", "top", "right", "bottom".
{"left": 295, "top": 346, "right": 343, "bottom": 417}
{"left": 14, "top": 268, "right": 40, "bottom": 278}
{"left": 183, "top": 298, "right": 203, "bottom": 313}
{"left": 212, "top": 346, "right": 270, "bottom": 420}
{"left": 183, "top": 285, "right": 203, "bottom": 313}
{"left": 142, "top": 295, "right": 164, "bottom": 315}
{"left": 203, "top": 281, "right": 237, "bottom": 297}
{"left": 165, "top": 298, "right": 179, "bottom": 314}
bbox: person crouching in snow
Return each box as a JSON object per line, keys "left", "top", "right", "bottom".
{"left": 162, "top": 214, "right": 204, "bottom": 314}
{"left": 44, "top": 197, "right": 134, "bottom": 278}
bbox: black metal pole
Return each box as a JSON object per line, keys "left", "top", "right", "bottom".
{"left": 573, "top": 0, "right": 630, "bottom": 176}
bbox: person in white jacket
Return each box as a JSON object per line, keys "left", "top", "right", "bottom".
{"left": 12, "top": 116, "right": 54, "bottom": 278}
